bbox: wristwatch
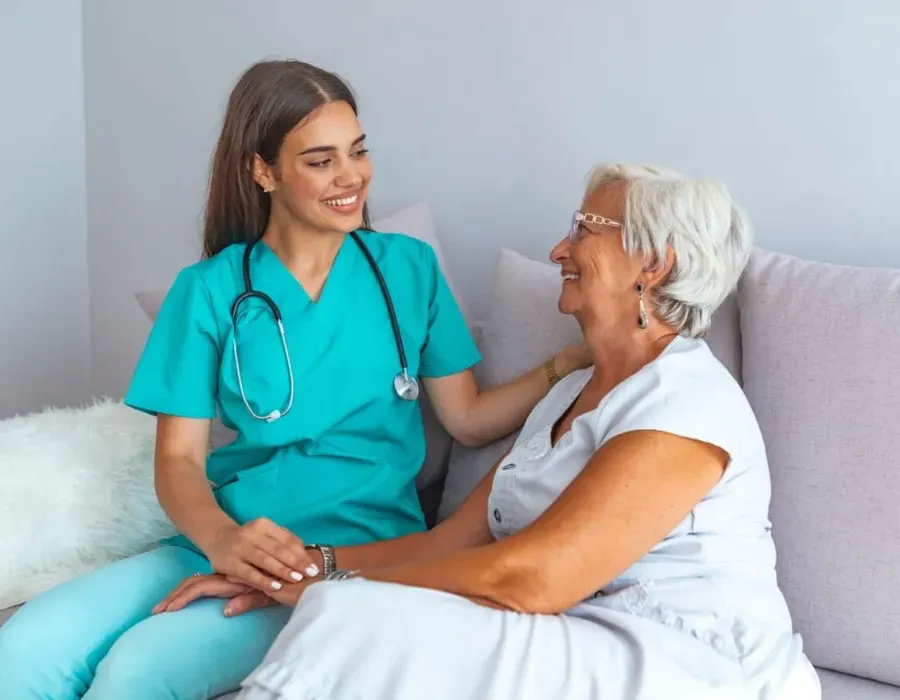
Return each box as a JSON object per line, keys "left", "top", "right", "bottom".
{"left": 305, "top": 544, "right": 336, "bottom": 577}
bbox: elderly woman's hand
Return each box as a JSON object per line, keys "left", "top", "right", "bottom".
{"left": 152, "top": 573, "right": 309, "bottom": 616}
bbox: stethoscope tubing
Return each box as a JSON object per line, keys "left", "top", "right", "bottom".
{"left": 231, "top": 231, "right": 416, "bottom": 421}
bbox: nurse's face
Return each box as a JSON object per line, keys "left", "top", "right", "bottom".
{"left": 261, "top": 100, "right": 373, "bottom": 235}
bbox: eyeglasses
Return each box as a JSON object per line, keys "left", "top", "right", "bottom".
{"left": 569, "top": 210, "right": 621, "bottom": 243}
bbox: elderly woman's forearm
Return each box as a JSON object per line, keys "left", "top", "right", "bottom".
{"left": 331, "top": 492, "right": 494, "bottom": 574}
{"left": 357, "top": 542, "right": 550, "bottom": 613}
{"left": 331, "top": 531, "right": 442, "bottom": 572}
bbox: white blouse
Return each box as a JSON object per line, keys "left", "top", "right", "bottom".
{"left": 487, "top": 335, "right": 805, "bottom": 687}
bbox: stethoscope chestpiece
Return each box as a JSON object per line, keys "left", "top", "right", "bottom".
{"left": 393, "top": 370, "right": 420, "bottom": 402}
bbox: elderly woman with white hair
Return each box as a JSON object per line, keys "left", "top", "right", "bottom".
{"left": 158, "top": 164, "right": 821, "bottom": 699}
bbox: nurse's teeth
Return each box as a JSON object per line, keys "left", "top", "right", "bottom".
{"left": 562, "top": 273, "right": 580, "bottom": 281}
{"left": 324, "top": 195, "right": 358, "bottom": 206}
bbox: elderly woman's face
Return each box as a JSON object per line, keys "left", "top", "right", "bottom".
{"left": 550, "top": 182, "right": 645, "bottom": 323}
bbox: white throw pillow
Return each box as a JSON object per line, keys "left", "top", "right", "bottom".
{"left": 0, "top": 399, "right": 176, "bottom": 609}
{"left": 437, "top": 249, "right": 582, "bottom": 520}
{"left": 132, "top": 203, "right": 463, "bottom": 492}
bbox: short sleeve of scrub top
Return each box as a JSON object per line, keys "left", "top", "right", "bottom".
{"left": 125, "top": 268, "right": 220, "bottom": 419}
{"left": 418, "top": 244, "right": 480, "bottom": 378}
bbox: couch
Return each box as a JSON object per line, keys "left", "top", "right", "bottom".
{"left": 2, "top": 222, "right": 899, "bottom": 698}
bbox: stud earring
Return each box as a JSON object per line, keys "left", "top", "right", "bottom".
{"left": 636, "top": 282, "right": 649, "bottom": 329}
{"left": 263, "top": 185, "right": 274, "bottom": 193}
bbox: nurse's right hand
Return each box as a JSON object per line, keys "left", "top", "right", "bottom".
{"left": 203, "top": 518, "right": 321, "bottom": 592}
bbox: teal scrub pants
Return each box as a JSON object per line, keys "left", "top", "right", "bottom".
{"left": 0, "top": 545, "right": 292, "bottom": 699}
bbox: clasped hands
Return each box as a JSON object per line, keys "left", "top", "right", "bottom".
{"left": 152, "top": 518, "right": 321, "bottom": 617}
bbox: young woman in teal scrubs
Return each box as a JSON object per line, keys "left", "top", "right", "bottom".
{"left": 0, "top": 60, "right": 588, "bottom": 700}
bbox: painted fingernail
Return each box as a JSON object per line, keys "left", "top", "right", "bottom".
{"left": 305, "top": 564, "right": 320, "bottom": 577}
{"left": 271, "top": 581, "right": 283, "bottom": 591}
{"left": 291, "top": 571, "right": 304, "bottom": 581}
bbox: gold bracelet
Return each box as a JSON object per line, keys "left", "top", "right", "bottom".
{"left": 544, "top": 357, "right": 561, "bottom": 387}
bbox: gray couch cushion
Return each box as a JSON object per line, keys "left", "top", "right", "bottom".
{"left": 704, "top": 292, "right": 742, "bottom": 384}
{"left": 437, "top": 249, "right": 582, "bottom": 520}
{"left": 739, "top": 248, "right": 900, "bottom": 686}
{"left": 819, "top": 669, "right": 900, "bottom": 700}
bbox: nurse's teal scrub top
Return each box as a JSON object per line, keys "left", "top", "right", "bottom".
{"left": 125, "top": 230, "right": 481, "bottom": 553}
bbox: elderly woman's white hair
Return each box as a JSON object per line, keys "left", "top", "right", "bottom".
{"left": 585, "top": 164, "right": 753, "bottom": 337}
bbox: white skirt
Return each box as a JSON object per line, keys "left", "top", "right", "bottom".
{"left": 237, "top": 579, "right": 821, "bottom": 700}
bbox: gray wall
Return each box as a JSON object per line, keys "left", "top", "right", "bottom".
{"left": 0, "top": 0, "right": 89, "bottom": 418}
{"left": 43, "top": 0, "right": 900, "bottom": 403}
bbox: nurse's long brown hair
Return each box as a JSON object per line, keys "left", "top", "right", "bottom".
{"left": 202, "top": 59, "right": 372, "bottom": 258}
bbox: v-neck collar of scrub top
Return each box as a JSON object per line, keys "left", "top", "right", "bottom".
{"left": 250, "top": 233, "right": 358, "bottom": 317}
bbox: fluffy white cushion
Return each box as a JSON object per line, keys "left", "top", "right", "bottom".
{"left": 0, "top": 399, "right": 176, "bottom": 609}
{"left": 133, "top": 203, "right": 466, "bottom": 492}
{"left": 437, "top": 249, "right": 581, "bottom": 520}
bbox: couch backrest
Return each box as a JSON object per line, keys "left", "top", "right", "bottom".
{"left": 705, "top": 292, "right": 742, "bottom": 384}
{"left": 738, "top": 248, "right": 900, "bottom": 686}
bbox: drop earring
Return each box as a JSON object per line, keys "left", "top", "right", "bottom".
{"left": 636, "top": 282, "right": 649, "bottom": 329}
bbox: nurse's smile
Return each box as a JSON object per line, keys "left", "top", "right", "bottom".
{"left": 321, "top": 189, "right": 362, "bottom": 216}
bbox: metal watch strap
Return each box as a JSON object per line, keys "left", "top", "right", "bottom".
{"left": 306, "top": 544, "right": 336, "bottom": 577}
{"left": 325, "top": 569, "right": 360, "bottom": 582}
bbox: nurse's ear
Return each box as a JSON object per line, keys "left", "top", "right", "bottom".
{"left": 251, "top": 154, "right": 276, "bottom": 194}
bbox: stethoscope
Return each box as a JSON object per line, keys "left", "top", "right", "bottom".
{"left": 231, "top": 231, "right": 420, "bottom": 422}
